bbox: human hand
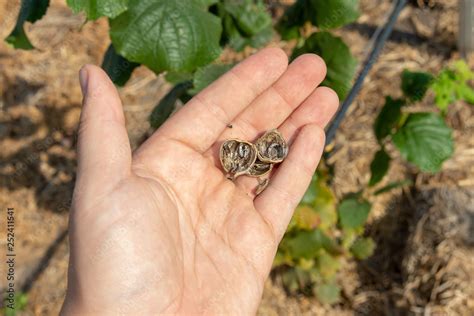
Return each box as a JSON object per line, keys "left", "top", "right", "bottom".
{"left": 61, "top": 48, "right": 338, "bottom": 315}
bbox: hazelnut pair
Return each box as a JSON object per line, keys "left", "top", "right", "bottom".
{"left": 219, "top": 129, "right": 288, "bottom": 182}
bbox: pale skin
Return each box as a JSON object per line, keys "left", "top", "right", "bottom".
{"left": 61, "top": 48, "right": 339, "bottom": 315}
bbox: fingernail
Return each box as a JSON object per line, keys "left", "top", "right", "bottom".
{"left": 79, "top": 66, "right": 89, "bottom": 96}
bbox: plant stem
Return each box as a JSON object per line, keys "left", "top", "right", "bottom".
{"left": 325, "top": 0, "right": 408, "bottom": 147}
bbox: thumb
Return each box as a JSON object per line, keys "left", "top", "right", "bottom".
{"left": 74, "top": 65, "right": 132, "bottom": 210}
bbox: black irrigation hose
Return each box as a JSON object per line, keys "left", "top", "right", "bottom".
{"left": 325, "top": 0, "right": 408, "bottom": 146}
{"left": 20, "top": 229, "right": 69, "bottom": 293}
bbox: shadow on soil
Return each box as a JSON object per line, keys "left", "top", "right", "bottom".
{"left": 353, "top": 189, "right": 419, "bottom": 316}
{"left": 353, "top": 187, "right": 474, "bottom": 315}
{"left": 0, "top": 81, "right": 78, "bottom": 213}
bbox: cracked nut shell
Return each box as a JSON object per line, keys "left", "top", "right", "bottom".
{"left": 255, "top": 129, "right": 288, "bottom": 163}
{"left": 247, "top": 159, "right": 273, "bottom": 177}
{"left": 220, "top": 139, "right": 257, "bottom": 177}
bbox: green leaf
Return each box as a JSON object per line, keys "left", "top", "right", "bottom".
{"left": 341, "top": 227, "right": 358, "bottom": 249}
{"left": 196, "top": 0, "right": 218, "bottom": 9}
{"left": 338, "top": 197, "right": 371, "bottom": 229}
{"left": 316, "top": 251, "right": 340, "bottom": 279}
{"left": 401, "top": 70, "right": 434, "bottom": 102}
{"left": 300, "top": 173, "right": 337, "bottom": 229}
{"left": 313, "top": 184, "right": 337, "bottom": 230}
{"left": 220, "top": 1, "right": 273, "bottom": 52}
{"left": 292, "top": 32, "right": 357, "bottom": 99}
{"left": 189, "top": 63, "right": 234, "bottom": 95}
{"left": 310, "top": 0, "right": 359, "bottom": 30}
{"left": 222, "top": 0, "right": 271, "bottom": 37}
{"left": 149, "top": 81, "right": 193, "bottom": 129}
{"left": 307, "top": 266, "right": 322, "bottom": 283}
{"left": 452, "top": 61, "right": 474, "bottom": 104}
{"left": 452, "top": 60, "right": 474, "bottom": 81}
{"left": 369, "top": 147, "right": 391, "bottom": 187}
{"left": 272, "top": 249, "right": 293, "bottom": 267}
{"left": 275, "top": 0, "right": 307, "bottom": 40}
{"left": 456, "top": 82, "right": 474, "bottom": 104}
{"left": 392, "top": 112, "right": 454, "bottom": 172}
{"left": 101, "top": 44, "right": 139, "bottom": 86}
{"left": 350, "top": 237, "right": 375, "bottom": 259}
{"left": 276, "top": 0, "right": 359, "bottom": 38}
{"left": 285, "top": 229, "right": 330, "bottom": 259}
{"left": 228, "top": 25, "right": 273, "bottom": 52}
{"left": 301, "top": 173, "right": 318, "bottom": 205}
{"left": 432, "top": 69, "right": 457, "bottom": 112}
{"left": 432, "top": 61, "right": 474, "bottom": 111}
{"left": 373, "top": 96, "right": 404, "bottom": 142}
{"left": 373, "top": 179, "right": 412, "bottom": 195}
{"left": 110, "top": 0, "right": 222, "bottom": 74}
{"left": 165, "top": 72, "right": 194, "bottom": 85}
{"left": 2, "top": 292, "right": 28, "bottom": 316}
{"left": 67, "top": 0, "right": 128, "bottom": 20}
{"left": 5, "top": 0, "right": 49, "bottom": 49}
{"left": 314, "top": 282, "right": 341, "bottom": 305}
{"left": 298, "top": 257, "right": 315, "bottom": 271}
{"left": 292, "top": 205, "right": 321, "bottom": 230}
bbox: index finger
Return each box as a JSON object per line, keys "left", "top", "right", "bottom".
{"left": 148, "top": 47, "right": 288, "bottom": 153}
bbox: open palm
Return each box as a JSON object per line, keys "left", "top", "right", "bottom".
{"left": 62, "top": 48, "right": 338, "bottom": 315}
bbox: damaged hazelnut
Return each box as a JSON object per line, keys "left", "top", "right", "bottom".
{"left": 219, "top": 129, "right": 288, "bottom": 194}
{"left": 255, "top": 129, "right": 288, "bottom": 163}
{"left": 247, "top": 159, "right": 273, "bottom": 177}
{"left": 220, "top": 139, "right": 257, "bottom": 178}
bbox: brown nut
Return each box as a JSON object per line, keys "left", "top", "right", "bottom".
{"left": 255, "top": 129, "right": 288, "bottom": 163}
{"left": 247, "top": 159, "right": 273, "bottom": 177}
{"left": 220, "top": 139, "right": 257, "bottom": 177}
